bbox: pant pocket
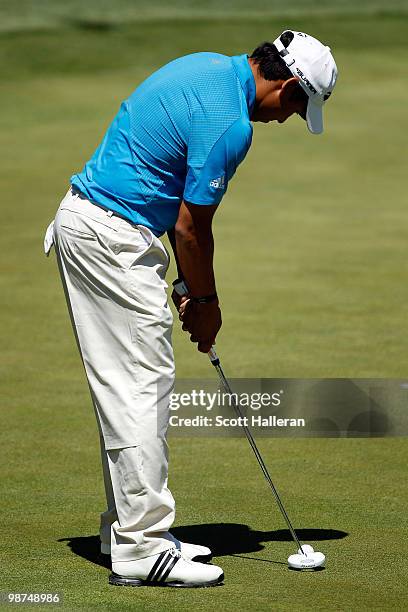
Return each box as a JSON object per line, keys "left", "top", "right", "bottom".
{"left": 111, "top": 223, "right": 154, "bottom": 271}
{"left": 59, "top": 225, "right": 97, "bottom": 240}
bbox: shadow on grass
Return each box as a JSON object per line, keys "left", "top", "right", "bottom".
{"left": 58, "top": 524, "right": 347, "bottom": 568}
{"left": 172, "top": 524, "right": 348, "bottom": 556}
{"left": 58, "top": 535, "right": 111, "bottom": 569}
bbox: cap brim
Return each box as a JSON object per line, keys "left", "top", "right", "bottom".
{"left": 306, "top": 99, "right": 323, "bottom": 135}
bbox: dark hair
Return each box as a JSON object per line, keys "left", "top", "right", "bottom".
{"left": 250, "top": 31, "right": 295, "bottom": 81}
{"left": 250, "top": 31, "right": 308, "bottom": 110}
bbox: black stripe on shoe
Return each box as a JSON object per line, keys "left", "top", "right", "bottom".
{"left": 157, "top": 553, "right": 180, "bottom": 583}
{"left": 146, "top": 550, "right": 169, "bottom": 583}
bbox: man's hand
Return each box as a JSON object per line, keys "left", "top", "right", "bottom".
{"left": 179, "top": 299, "right": 222, "bottom": 353}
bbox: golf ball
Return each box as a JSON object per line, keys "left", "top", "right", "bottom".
{"left": 298, "top": 545, "right": 314, "bottom": 555}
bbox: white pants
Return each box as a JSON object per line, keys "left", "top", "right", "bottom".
{"left": 50, "top": 188, "right": 176, "bottom": 562}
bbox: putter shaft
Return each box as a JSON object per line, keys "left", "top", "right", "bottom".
{"left": 208, "top": 348, "right": 304, "bottom": 554}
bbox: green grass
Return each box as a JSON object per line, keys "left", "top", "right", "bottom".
{"left": 1, "top": 0, "right": 408, "bottom": 32}
{"left": 1, "top": 5, "right": 408, "bottom": 611}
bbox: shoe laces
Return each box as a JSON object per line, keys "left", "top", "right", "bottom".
{"left": 169, "top": 546, "right": 192, "bottom": 564}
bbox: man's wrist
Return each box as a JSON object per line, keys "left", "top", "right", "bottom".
{"left": 191, "top": 293, "right": 218, "bottom": 304}
{"left": 172, "top": 279, "right": 218, "bottom": 303}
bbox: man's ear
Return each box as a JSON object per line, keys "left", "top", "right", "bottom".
{"left": 279, "top": 77, "right": 301, "bottom": 104}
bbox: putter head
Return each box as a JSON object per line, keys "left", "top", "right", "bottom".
{"left": 288, "top": 545, "right": 325, "bottom": 570}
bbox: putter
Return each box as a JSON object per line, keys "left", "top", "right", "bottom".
{"left": 172, "top": 280, "right": 325, "bottom": 569}
{"left": 207, "top": 347, "right": 325, "bottom": 570}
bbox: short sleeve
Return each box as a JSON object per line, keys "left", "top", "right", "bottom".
{"left": 183, "top": 117, "right": 253, "bottom": 206}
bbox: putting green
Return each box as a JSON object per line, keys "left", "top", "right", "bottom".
{"left": 1, "top": 4, "right": 407, "bottom": 610}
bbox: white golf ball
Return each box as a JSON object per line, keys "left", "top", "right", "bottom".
{"left": 298, "top": 544, "right": 314, "bottom": 555}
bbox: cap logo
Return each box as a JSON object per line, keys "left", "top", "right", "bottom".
{"left": 295, "top": 67, "right": 317, "bottom": 95}
{"left": 324, "top": 92, "right": 332, "bottom": 101}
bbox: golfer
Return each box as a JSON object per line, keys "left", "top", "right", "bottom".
{"left": 44, "top": 30, "right": 337, "bottom": 587}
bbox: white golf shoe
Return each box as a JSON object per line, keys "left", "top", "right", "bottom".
{"left": 109, "top": 548, "right": 224, "bottom": 588}
{"left": 101, "top": 534, "right": 212, "bottom": 562}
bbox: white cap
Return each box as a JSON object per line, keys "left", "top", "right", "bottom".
{"left": 273, "top": 30, "right": 338, "bottom": 134}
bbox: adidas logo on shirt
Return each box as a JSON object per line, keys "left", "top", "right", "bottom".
{"left": 209, "top": 175, "right": 225, "bottom": 190}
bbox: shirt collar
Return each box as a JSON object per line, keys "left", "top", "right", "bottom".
{"left": 231, "top": 54, "right": 256, "bottom": 118}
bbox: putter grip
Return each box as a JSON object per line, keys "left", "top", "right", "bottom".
{"left": 208, "top": 347, "right": 220, "bottom": 366}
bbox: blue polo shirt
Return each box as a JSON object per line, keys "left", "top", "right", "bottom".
{"left": 71, "top": 52, "right": 255, "bottom": 236}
